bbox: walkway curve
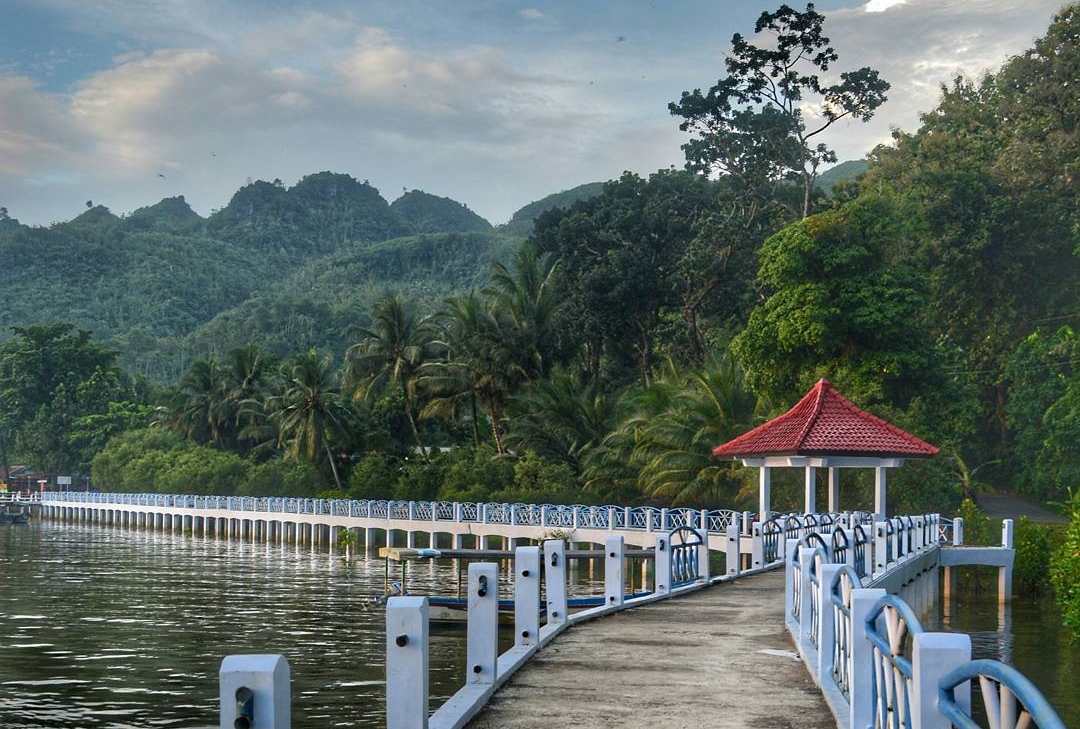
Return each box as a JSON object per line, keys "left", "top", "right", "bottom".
{"left": 466, "top": 569, "right": 835, "bottom": 729}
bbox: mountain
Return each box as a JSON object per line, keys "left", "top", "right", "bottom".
{"left": 391, "top": 190, "right": 493, "bottom": 234}
{"left": 499, "top": 182, "right": 606, "bottom": 237}
{"left": 817, "top": 160, "right": 870, "bottom": 195}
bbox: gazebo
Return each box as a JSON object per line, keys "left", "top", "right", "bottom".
{"left": 712, "top": 378, "right": 938, "bottom": 520}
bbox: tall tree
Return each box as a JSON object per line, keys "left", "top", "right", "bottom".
{"left": 670, "top": 3, "right": 889, "bottom": 218}
{"left": 345, "top": 294, "right": 435, "bottom": 457}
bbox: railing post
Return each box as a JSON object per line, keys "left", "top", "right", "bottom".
{"left": 623, "top": 506, "right": 631, "bottom": 530}
{"left": 510, "top": 504, "right": 518, "bottom": 526}
{"left": 725, "top": 524, "right": 741, "bottom": 576}
{"left": 608, "top": 506, "right": 616, "bottom": 532}
{"left": 751, "top": 522, "right": 764, "bottom": 569}
{"left": 1000, "top": 518, "right": 1015, "bottom": 602}
{"left": 1002, "top": 518, "right": 1014, "bottom": 549}
{"left": 543, "top": 540, "right": 568, "bottom": 629}
{"left": 849, "top": 587, "right": 887, "bottom": 729}
{"left": 874, "top": 521, "right": 888, "bottom": 577}
{"left": 697, "top": 527, "right": 710, "bottom": 582}
{"left": 467, "top": 563, "right": 498, "bottom": 685}
{"left": 953, "top": 516, "right": 964, "bottom": 546}
{"left": 699, "top": 508, "right": 709, "bottom": 532}
{"left": 784, "top": 543, "right": 798, "bottom": 636}
{"left": 654, "top": 533, "right": 671, "bottom": 595}
{"left": 386, "top": 596, "right": 429, "bottom": 729}
{"left": 572, "top": 506, "right": 580, "bottom": 530}
{"left": 817, "top": 564, "right": 843, "bottom": 682}
{"left": 891, "top": 517, "right": 901, "bottom": 561}
{"left": 798, "top": 547, "right": 815, "bottom": 654}
{"left": 844, "top": 527, "right": 856, "bottom": 570}
{"left": 219, "top": 654, "right": 290, "bottom": 729}
{"left": 515, "top": 546, "right": 540, "bottom": 648}
{"left": 605, "top": 535, "right": 625, "bottom": 607}
{"left": 912, "top": 633, "right": 971, "bottom": 729}
{"left": 454, "top": 502, "right": 462, "bottom": 523}
{"left": 660, "top": 508, "right": 669, "bottom": 532}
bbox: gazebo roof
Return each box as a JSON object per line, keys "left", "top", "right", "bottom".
{"left": 712, "top": 379, "right": 939, "bottom": 460}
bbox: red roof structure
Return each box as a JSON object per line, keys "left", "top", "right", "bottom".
{"left": 713, "top": 379, "right": 938, "bottom": 460}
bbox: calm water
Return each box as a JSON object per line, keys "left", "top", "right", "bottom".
{"left": 0, "top": 520, "right": 507, "bottom": 729}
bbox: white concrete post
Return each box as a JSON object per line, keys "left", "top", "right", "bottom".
{"left": 699, "top": 509, "right": 709, "bottom": 532}
{"left": 759, "top": 466, "right": 772, "bottom": 522}
{"left": 843, "top": 528, "right": 856, "bottom": 570}
{"left": 818, "top": 564, "right": 844, "bottom": 682}
{"left": 454, "top": 503, "right": 462, "bottom": 522}
{"left": 219, "top": 655, "right": 291, "bottom": 729}
{"left": 660, "top": 508, "right": 669, "bottom": 532}
{"left": 798, "top": 547, "right": 815, "bottom": 653}
{"left": 514, "top": 546, "right": 540, "bottom": 648}
{"left": 608, "top": 506, "right": 616, "bottom": 531}
{"left": 874, "top": 521, "right": 888, "bottom": 577}
{"left": 725, "top": 524, "right": 741, "bottom": 576}
{"left": 654, "top": 533, "right": 671, "bottom": 595}
{"left": 912, "top": 632, "right": 971, "bottom": 729}
{"left": 874, "top": 466, "right": 887, "bottom": 519}
{"left": 891, "top": 517, "right": 901, "bottom": 561}
{"left": 480, "top": 503, "right": 488, "bottom": 524}
{"left": 784, "top": 543, "right": 799, "bottom": 635}
{"left": 1000, "top": 519, "right": 1014, "bottom": 603}
{"left": 605, "top": 535, "right": 625, "bottom": 607}
{"left": 572, "top": 506, "right": 580, "bottom": 530}
{"left": 697, "top": 527, "right": 711, "bottom": 582}
{"left": 543, "top": 540, "right": 568, "bottom": 627}
{"left": 828, "top": 467, "right": 840, "bottom": 514}
{"left": 750, "top": 522, "right": 764, "bottom": 569}
{"left": 742, "top": 511, "right": 753, "bottom": 535}
{"left": 849, "top": 588, "right": 887, "bottom": 729}
{"left": 1002, "top": 518, "right": 1014, "bottom": 549}
{"left": 804, "top": 466, "right": 816, "bottom": 514}
{"left": 467, "top": 563, "right": 498, "bottom": 685}
{"left": 953, "top": 516, "right": 964, "bottom": 546}
{"left": 386, "top": 597, "right": 429, "bottom": 729}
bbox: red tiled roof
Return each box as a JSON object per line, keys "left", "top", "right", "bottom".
{"left": 713, "top": 379, "right": 939, "bottom": 460}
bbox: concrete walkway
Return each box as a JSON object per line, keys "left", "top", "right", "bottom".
{"left": 467, "top": 569, "right": 836, "bottom": 729}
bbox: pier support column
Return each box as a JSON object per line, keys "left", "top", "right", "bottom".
{"left": 803, "top": 466, "right": 816, "bottom": 515}
{"left": 827, "top": 467, "right": 840, "bottom": 513}
{"left": 406, "top": 530, "right": 416, "bottom": 549}
{"left": 999, "top": 519, "right": 1014, "bottom": 604}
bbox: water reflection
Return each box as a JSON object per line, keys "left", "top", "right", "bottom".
{"left": 0, "top": 521, "right": 496, "bottom": 728}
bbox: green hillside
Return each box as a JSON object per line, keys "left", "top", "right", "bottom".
{"left": 499, "top": 182, "right": 605, "bottom": 237}
{"left": 390, "top": 190, "right": 493, "bottom": 234}
{"left": 817, "top": 159, "right": 870, "bottom": 195}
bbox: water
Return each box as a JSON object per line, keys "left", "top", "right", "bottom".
{"left": 917, "top": 570, "right": 1080, "bottom": 727}
{"left": 0, "top": 521, "right": 500, "bottom": 728}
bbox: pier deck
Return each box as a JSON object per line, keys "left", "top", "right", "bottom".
{"left": 466, "top": 569, "right": 835, "bottom": 729}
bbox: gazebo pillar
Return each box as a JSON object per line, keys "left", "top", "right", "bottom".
{"left": 759, "top": 466, "right": 771, "bottom": 521}
{"left": 827, "top": 467, "right": 839, "bottom": 513}
{"left": 874, "top": 467, "right": 887, "bottom": 519}
{"left": 804, "top": 466, "right": 816, "bottom": 514}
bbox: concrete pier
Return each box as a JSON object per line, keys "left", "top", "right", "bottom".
{"left": 466, "top": 569, "right": 834, "bottom": 729}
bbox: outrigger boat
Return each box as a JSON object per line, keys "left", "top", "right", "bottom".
{"left": 369, "top": 546, "right": 654, "bottom": 624}
{"left": 0, "top": 503, "right": 30, "bottom": 525}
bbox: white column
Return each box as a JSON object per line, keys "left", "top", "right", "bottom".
{"left": 874, "top": 466, "right": 887, "bottom": 519}
{"left": 798, "top": 547, "right": 815, "bottom": 653}
{"left": 912, "top": 633, "right": 971, "bottom": 729}
{"left": 219, "top": 654, "right": 290, "bottom": 729}
{"left": 849, "top": 588, "right": 887, "bottom": 729}
{"left": 604, "top": 535, "right": 625, "bottom": 607}
{"left": 654, "top": 534, "right": 671, "bottom": 595}
{"left": 818, "top": 564, "right": 843, "bottom": 681}
{"left": 467, "top": 563, "right": 498, "bottom": 685}
{"left": 828, "top": 467, "right": 840, "bottom": 513}
{"left": 386, "top": 596, "right": 429, "bottom": 729}
{"left": 750, "top": 522, "right": 764, "bottom": 570}
{"left": 514, "top": 547, "right": 540, "bottom": 648}
{"left": 804, "top": 466, "right": 816, "bottom": 514}
{"left": 726, "top": 524, "right": 741, "bottom": 576}
{"left": 759, "top": 466, "right": 771, "bottom": 522}
{"left": 697, "top": 527, "right": 711, "bottom": 582}
{"left": 543, "top": 540, "right": 567, "bottom": 628}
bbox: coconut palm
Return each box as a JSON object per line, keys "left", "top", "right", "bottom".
{"left": 168, "top": 358, "right": 229, "bottom": 446}
{"left": 344, "top": 293, "right": 435, "bottom": 457}
{"left": 267, "top": 351, "right": 351, "bottom": 490}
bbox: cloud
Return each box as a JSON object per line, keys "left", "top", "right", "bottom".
{"left": 519, "top": 8, "right": 544, "bottom": 21}
{"left": 0, "top": 75, "right": 88, "bottom": 177}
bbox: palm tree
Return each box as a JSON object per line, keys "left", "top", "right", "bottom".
{"left": 344, "top": 294, "right": 435, "bottom": 457}
{"left": 168, "top": 358, "right": 229, "bottom": 446}
{"left": 483, "top": 245, "right": 561, "bottom": 380}
{"left": 267, "top": 352, "right": 351, "bottom": 490}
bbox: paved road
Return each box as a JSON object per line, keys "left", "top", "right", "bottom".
{"left": 467, "top": 569, "right": 836, "bottom": 729}
{"left": 974, "top": 493, "right": 1067, "bottom": 524}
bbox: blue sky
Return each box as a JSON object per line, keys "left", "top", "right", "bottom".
{"left": 0, "top": 0, "right": 1067, "bottom": 226}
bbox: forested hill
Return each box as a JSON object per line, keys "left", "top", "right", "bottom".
{"left": 0, "top": 172, "right": 523, "bottom": 380}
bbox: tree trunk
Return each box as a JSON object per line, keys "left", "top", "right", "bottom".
{"left": 637, "top": 321, "right": 654, "bottom": 387}
{"left": 324, "top": 442, "right": 343, "bottom": 491}
{"left": 0, "top": 431, "right": 10, "bottom": 489}
{"left": 401, "top": 379, "right": 427, "bottom": 459}
{"left": 682, "top": 279, "right": 720, "bottom": 366}
{"left": 486, "top": 404, "right": 507, "bottom": 454}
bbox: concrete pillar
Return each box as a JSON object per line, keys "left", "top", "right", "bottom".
{"left": 467, "top": 563, "right": 498, "bottom": 686}
{"left": 725, "top": 524, "right": 741, "bottom": 577}
{"left": 849, "top": 588, "right": 887, "bottom": 729}
{"left": 817, "top": 563, "right": 844, "bottom": 681}
{"left": 804, "top": 466, "right": 816, "bottom": 514}
{"left": 697, "top": 528, "right": 710, "bottom": 583}
{"left": 514, "top": 546, "right": 540, "bottom": 648}
{"left": 543, "top": 540, "right": 567, "bottom": 628}
{"left": 218, "top": 654, "right": 291, "bottom": 729}
{"left": 828, "top": 467, "right": 839, "bottom": 513}
{"left": 385, "top": 596, "right": 429, "bottom": 729}
{"left": 798, "top": 546, "right": 815, "bottom": 652}
{"left": 605, "top": 535, "right": 625, "bottom": 607}
{"left": 759, "top": 466, "right": 771, "bottom": 522}
{"left": 912, "top": 633, "right": 971, "bottom": 729}
{"left": 874, "top": 466, "right": 887, "bottom": 519}
{"left": 406, "top": 530, "right": 416, "bottom": 549}
{"left": 654, "top": 533, "right": 671, "bottom": 595}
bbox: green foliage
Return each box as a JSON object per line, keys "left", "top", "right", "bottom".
{"left": 1050, "top": 490, "right": 1080, "bottom": 638}
{"left": 391, "top": 190, "right": 492, "bottom": 234}
{"left": 347, "top": 452, "right": 399, "bottom": 501}
{"left": 238, "top": 459, "right": 322, "bottom": 497}
{"left": 154, "top": 448, "right": 250, "bottom": 495}
{"left": 91, "top": 427, "right": 190, "bottom": 491}
{"left": 499, "top": 182, "right": 604, "bottom": 237}
{"left": 956, "top": 498, "right": 995, "bottom": 547}
{"left": 495, "top": 451, "right": 583, "bottom": 505}
{"left": 435, "top": 446, "right": 515, "bottom": 503}
{"left": 1014, "top": 517, "right": 1058, "bottom": 595}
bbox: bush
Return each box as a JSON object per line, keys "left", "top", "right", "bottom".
{"left": 91, "top": 427, "right": 191, "bottom": 491}
{"left": 238, "top": 458, "right": 322, "bottom": 497}
{"left": 493, "top": 451, "right": 584, "bottom": 505}
{"left": 1050, "top": 490, "right": 1080, "bottom": 638}
{"left": 436, "top": 446, "right": 514, "bottom": 503}
{"left": 956, "top": 498, "right": 995, "bottom": 546}
{"left": 346, "top": 452, "right": 399, "bottom": 500}
{"left": 1013, "top": 517, "right": 1057, "bottom": 594}
{"left": 154, "top": 447, "right": 251, "bottom": 495}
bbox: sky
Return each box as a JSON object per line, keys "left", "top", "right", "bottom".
{"left": 0, "top": 0, "right": 1067, "bottom": 227}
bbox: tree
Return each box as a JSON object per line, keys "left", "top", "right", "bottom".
{"left": 344, "top": 293, "right": 436, "bottom": 457}
{"left": 669, "top": 3, "right": 889, "bottom": 218}
{"left": 266, "top": 352, "right": 352, "bottom": 490}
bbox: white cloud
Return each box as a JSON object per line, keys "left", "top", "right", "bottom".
{"left": 519, "top": 8, "right": 544, "bottom": 21}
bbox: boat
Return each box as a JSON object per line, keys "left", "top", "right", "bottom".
{"left": 370, "top": 546, "right": 654, "bottom": 624}
{"left": 0, "top": 504, "right": 30, "bottom": 524}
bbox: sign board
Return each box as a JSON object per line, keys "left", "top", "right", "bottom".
{"left": 57, "top": 476, "right": 72, "bottom": 485}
